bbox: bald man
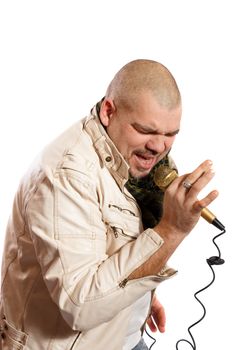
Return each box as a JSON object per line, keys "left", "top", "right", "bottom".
{"left": 0, "top": 60, "right": 217, "bottom": 350}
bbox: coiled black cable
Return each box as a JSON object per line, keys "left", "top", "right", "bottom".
{"left": 145, "top": 228, "right": 226, "bottom": 350}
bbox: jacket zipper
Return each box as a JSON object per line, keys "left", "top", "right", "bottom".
{"left": 111, "top": 226, "right": 137, "bottom": 239}
{"left": 119, "top": 278, "right": 128, "bottom": 288}
{"left": 108, "top": 204, "right": 136, "bottom": 217}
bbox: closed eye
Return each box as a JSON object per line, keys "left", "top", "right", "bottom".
{"left": 132, "top": 123, "right": 179, "bottom": 137}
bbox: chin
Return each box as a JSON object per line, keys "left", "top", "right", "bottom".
{"left": 129, "top": 168, "right": 152, "bottom": 179}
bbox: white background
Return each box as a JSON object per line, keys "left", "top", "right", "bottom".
{"left": 0, "top": 1, "right": 232, "bottom": 349}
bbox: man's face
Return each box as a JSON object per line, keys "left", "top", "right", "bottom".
{"left": 100, "top": 92, "right": 181, "bottom": 178}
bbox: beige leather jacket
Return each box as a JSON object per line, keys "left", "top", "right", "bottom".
{"left": 0, "top": 104, "right": 176, "bottom": 350}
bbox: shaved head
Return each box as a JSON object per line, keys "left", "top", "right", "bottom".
{"left": 106, "top": 59, "right": 181, "bottom": 110}
{"left": 100, "top": 59, "right": 182, "bottom": 178}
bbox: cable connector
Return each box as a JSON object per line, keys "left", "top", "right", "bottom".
{"left": 207, "top": 256, "right": 225, "bottom": 265}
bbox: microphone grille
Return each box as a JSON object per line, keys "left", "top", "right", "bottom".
{"left": 154, "top": 165, "right": 178, "bottom": 191}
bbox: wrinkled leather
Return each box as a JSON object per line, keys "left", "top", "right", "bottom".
{"left": 0, "top": 106, "right": 176, "bottom": 349}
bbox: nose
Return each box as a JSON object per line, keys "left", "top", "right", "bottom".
{"left": 146, "top": 135, "right": 168, "bottom": 154}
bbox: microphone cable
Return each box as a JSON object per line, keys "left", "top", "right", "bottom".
{"left": 145, "top": 227, "right": 226, "bottom": 350}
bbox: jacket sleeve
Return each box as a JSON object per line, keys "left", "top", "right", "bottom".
{"left": 26, "top": 169, "right": 176, "bottom": 332}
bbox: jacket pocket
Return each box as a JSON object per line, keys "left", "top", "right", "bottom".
{"left": 0, "top": 317, "right": 28, "bottom": 350}
{"left": 103, "top": 202, "right": 143, "bottom": 255}
{"left": 104, "top": 203, "right": 143, "bottom": 255}
{"left": 107, "top": 224, "right": 137, "bottom": 255}
{"left": 105, "top": 203, "right": 142, "bottom": 234}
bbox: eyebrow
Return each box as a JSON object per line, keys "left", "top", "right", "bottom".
{"left": 132, "top": 122, "right": 180, "bottom": 137}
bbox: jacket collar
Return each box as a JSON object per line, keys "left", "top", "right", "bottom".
{"left": 84, "top": 101, "right": 130, "bottom": 189}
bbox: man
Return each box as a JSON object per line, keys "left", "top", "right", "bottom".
{"left": 0, "top": 59, "right": 217, "bottom": 350}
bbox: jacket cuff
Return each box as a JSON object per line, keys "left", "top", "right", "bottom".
{"left": 142, "top": 228, "right": 177, "bottom": 278}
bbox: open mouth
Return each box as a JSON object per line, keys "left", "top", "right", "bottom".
{"left": 133, "top": 152, "right": 157, "bottom": 170}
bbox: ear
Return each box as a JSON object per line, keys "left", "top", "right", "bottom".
{"left": 99, "top": 98, "right": 116, "bottom": 127}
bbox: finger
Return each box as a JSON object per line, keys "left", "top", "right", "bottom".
{"left": 157, "top": 322, "right": 166, "bottom": 333}
{"left": 147, "top": 315, "right": 157, "bottom": 333}
{"left": 155, "top": 312, "right": 166, "bottom": 333}
{"left": 150, "top": 306, "right": 166, "bottom": 333}
{"left": 182, "top": 159, "right": 213, "bottom": 187}
{"left": 185, "top": 168, "right": 215, "bottom": 203}
{"left": 167, "top": 160, "right": 213, "bottom": 194}
{"left": 193, "top": 190, "right": 219, "bottom": 212}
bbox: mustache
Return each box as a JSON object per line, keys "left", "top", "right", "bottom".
{"left": 134, "top": 149, "right": 158, "bottom": 157}
{"left": 134, "top": 147, "right": 172, "bottom": 158}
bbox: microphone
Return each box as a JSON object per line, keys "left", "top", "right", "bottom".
{"left": 154, "top": 165, "right": 225, "bottom": 231}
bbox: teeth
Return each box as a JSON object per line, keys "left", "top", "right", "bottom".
{"left": 139, "top": 155, "right": 153, "bottom": 162}
{"left": 136, "top": 155, "right": 154, "bottom": 166}
{"left": 138, "top": 154, "right": 151, "bottom": 160}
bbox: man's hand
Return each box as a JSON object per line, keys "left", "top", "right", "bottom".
{"left": 157, "top": 160, "right": 218, "bottom": 237}
{"left": 147, "top": 297, "right": 166, "bottom": 333}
